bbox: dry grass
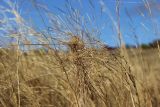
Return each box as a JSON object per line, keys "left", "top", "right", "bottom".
{"left": 0, "top": 0, "right": 160, "bottom": 107}
{"left": 0, "top": 42, "right": 160, "bottom": 107}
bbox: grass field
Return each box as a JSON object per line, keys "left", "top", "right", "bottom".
{"left": 0, "top": 46, "right": 160, "bottom": 107}
{"left": 0, "top": 0, "right": 160, "bottom": 107}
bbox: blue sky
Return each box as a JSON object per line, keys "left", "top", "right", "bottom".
{"left": 0, "top": 0, "right": 160, "bottom": 47}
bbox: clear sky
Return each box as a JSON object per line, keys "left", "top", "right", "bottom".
{"left": 0, "top": 0, "right": 160, "bottom": 47}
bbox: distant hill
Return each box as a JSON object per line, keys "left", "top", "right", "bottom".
{"left": 149, "top": 39, "right": 160, "bottom": 48}
{"left": 125, "top": 39, "right": 160, "bottom": 49}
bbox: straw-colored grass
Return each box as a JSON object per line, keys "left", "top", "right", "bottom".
{"left": 0, "top": 0, "right": 160, "bottom": 107}
{"left": 0, "top": 41, "right": 160, "bottom": 107}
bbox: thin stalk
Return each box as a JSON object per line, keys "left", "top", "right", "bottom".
{"left": 16, "top": 34, "right": 21, "bottom": 107}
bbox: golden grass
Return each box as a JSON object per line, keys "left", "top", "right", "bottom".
{"left": 0, "top": 42, "right": 160, "bottom": 107}
{"left": 0, "top": 1, "right": 160, "bottom": 106}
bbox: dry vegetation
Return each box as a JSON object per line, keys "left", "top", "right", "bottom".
{"left": 0, "top": 0, "right": 160, "bottom": 107}
{"left": 0, "top": 40, "right": 160, "bottom": 107}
